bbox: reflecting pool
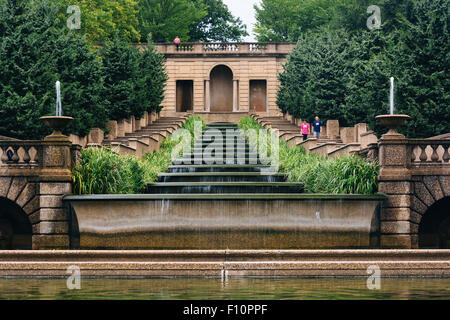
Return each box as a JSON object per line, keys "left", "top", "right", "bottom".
{"left": 0, "top": 277, "right": 449, "bottom": 300}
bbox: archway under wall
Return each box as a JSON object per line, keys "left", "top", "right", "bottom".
{"left": 210, "top": 65, "right": 233, "bottom": 112}
{"left": 418, "top": 196, "right": 450, "bottom": 248}
{"left": 0, "top": 197, "right": 32, "bottom": 249}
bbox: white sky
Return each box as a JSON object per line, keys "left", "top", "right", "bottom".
{"left": 222, "top": 0, "right": 260, "bottom": 41}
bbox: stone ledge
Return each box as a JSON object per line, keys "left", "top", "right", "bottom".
{"left": 0, "top": 249, "right": 448, "bottom": 276}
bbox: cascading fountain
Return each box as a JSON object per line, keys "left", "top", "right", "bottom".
{"left": 64, "top": 122, "right": 385, "bottom": 249}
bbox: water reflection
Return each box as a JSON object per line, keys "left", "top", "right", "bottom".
{"left": 0, "top": 278, "right": 449, "bottom": 300}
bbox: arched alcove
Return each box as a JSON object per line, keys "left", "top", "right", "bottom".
{"left": 210, "top": 65, "right": 233, "bottom": 112}
{"left": 418, "top": 196, "right": 450, "bottom": 248}
{"left": 0, "top": 197, "right": 32, "bottom": 249}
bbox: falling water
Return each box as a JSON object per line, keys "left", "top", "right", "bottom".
{"left": 56, "top": 81, "right": 62, "bottom": 116}
{"left": 390, "top": 77, "right": 394, "bottom": 115}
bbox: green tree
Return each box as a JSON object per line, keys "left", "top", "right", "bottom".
{"left": 0, "top": 0, "right": 107, "bottom": 139}
{"left": 278, "top": 0, "right": 449, "bottom": 138}
{"left": 54, "top": 0, "right": 141, "bottom": 43}
{"left": 138, "top": 37, "right": 168, "bottom": 113}
{"left": 254, "top": 0, "right": 337, "bottom": 41}
{"left": 101, "top": 36, "right": 144, "bottom": 120}
{"left": 137, "top": 0, "right": 206, "bottom": 42}
{"left": 278, "top": 28, "right": 356, "bottom": 123}
{"left": 254, "top": 0, "right": 417, "bottom": 41}
{"left": 188, "top": 0, "right": 248, "bottom": 41}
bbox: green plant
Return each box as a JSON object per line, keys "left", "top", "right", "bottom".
{"left": 72, "top": 147, "right": 152, "bottom": 195}
{"left": 238, "top": 116, "right": 379, "bottom": 194}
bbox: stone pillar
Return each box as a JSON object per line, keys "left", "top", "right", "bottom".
{"left": 130, "top": 115, "right": 136, "bottom": 132}
{"left": 87, "top": 128, "right": 104, "bottom": 145}
{"left": 378, "top": 133, "right": 415, "bottom": 248}
{"left": 205, "top": 80, "right": 211, "bottom": 112}
{"left": 327, "top": 120, "right": 340, "bottom": 140}
{"left": 106, "top": 121, "right": 118, "bottom": 140}
{"left": 233, "top": 80, "right": 238, "bottom": 112}
{"left": 32, "top": 138, "right": 74, "bottom": 249}
{"left": 150, "top": 111, "right": 157, "bottom": 123}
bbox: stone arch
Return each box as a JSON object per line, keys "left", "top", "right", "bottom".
{"left": 0, "top": 177, "right": 38, "bottom": 249}
{"left": 418, "top": 196, "right": 450, "bottom": 248}
{"left": 410, "top": 176, "right": 450, "bottom": 248}
{"left": 0, "top": 197, "right": 32, "bottom": 249}
{"left": 207, "top": 63, "right": 236, "bottom": 80}
{"left": 209, "top": 65, "right": 234, "bottom": 112}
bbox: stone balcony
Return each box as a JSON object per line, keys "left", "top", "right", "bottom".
{"left": 153, "top": 42, "right": 296, "bottom": 56}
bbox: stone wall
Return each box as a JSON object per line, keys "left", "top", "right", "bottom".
{"left": 0, "top": 139, "right": 80, "bottom": 249}
{"left": 378, "top": 134, "right": 450, "bottom": 248}
{"left": 155, "top": 43, "right": 296, "bottom": 117}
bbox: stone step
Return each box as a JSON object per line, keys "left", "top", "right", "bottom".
{"left": 168, "top": 164, "right": 273, "bottom": 173}
{"left": 171, "top": 158, "right": 271, "bottom": 165}
{"left": 146, "top": 181, "right": 304, "bottom": 194}
{"left": 158, "top": 172, "right": 286, "bottom": 183}
{"left": 180, "top": 152, "right": 259, "bottom": 158}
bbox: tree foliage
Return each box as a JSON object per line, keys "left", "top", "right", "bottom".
{"left": 0, "top": 0, "right": 107, "bottom": 139}
{"left": 137, "top": 0, "right": 207, "bottom": 42}
{"left": 100, "top": 36, "right": 167, "bottom": 121}
{"left": 0, "top": 0, "right": 167, "bottom": 140}
{"left": 254, "top": 0, "right": 338, "bottom": 41}
{"left": 254, "top": 0, "right": 416, "bottom": 41}
{"left": 188, "top": 0, "right": 248, "bottom": 41}
{"left": 54, "top": 0, "right": 141, "bottom": 43}
{"left": 277, "top": 0, "right": 449, "bottom": 138}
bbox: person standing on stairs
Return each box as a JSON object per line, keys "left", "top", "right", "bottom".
{"left": 313, "top": 116, "right": 322, "bottom": 139}
{"left": 301, "top": 120, "right": 310, "bottom": 141}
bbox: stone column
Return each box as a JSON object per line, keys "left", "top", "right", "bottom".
{"left": 205, "top": 80, "right": 211, "bottom": 112}
{"left": 378, "top": 134, "right": 415, "bottom": 248}
{"left": 233, "top": 80, "right": 238, "bottom": 112}
{"left": 33, "top": 137, "right": 74, "bottom": 249}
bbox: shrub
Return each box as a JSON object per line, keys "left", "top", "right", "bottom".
{"left": 72, "top": 116, "right": 204, "bottom": 194}
{"left": 0, "top": 0, "right": 107, "bottom": 139}
{"left": 238, "top": 117, "right": 379, "bottom": 194}
{"left": 72, "top": 147, "right": 151, "bottom": 195}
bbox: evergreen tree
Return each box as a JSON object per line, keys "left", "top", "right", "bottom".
{"left": 188, "top": 0, "right": 248, "bottom": 42}
{"left": 277, "top": 0, "right": 449, "bottom": 138}
{"left": 0, "top": 0, "right": 107, "bottom": 139}
{"left": 101, "top": 36, "right": 143, "bottom": 121}
{"left": 138, "top": 36, "right": 168, "bottom": 114}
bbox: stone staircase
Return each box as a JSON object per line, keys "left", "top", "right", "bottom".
{"left": 102, "top": 115, "right": 189, "bottom": 157}
{"left": 251, "top": 114, "right": 378, "bottom": 159}
{"left": 146, "top": 122, "right": 304, "bottom": 195}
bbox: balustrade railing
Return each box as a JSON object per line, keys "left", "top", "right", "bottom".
{"left": 249, "top": 43, "right": 268, "bottom": 52}
{"left": 155, "top": 42, "right": 295, "bottom": 55}
{"left": 176, "top": 44, "right": 194, "bottom": 52}
{"left": 0, "top": 141, "right": 42, "bottom": 166}
{"left": 203, "top": 43, "right": 240, "bottom": 52}
{"left": 409, "top": 139, "right": 450, "bottom": 165}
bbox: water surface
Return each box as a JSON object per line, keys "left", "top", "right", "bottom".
{"left": 0, "top": 277, "right": 449, "bottom": 300}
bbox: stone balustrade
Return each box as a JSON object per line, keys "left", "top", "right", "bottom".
{"left": 0, "top": 141, "right": 41, "bottom": 166}
{"left": 409, "top": 139, "right": 450, "bottom": 164}
{"left": 155, "top": 42, "right": 295, "bottom": 56}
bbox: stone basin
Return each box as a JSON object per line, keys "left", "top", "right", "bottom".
{"left": 63, "top": 193, "right": 386, "bottom": 250}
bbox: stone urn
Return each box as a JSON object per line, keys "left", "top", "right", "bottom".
{"left": 40, "top": 116, "right": 74, "bottom": 141}
{"left": 375, "top": 114, "right": 410, "bottom": 137}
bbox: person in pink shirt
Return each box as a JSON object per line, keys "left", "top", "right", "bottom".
{"left": 301, "top": 120, "right": 310, "bottom": 141}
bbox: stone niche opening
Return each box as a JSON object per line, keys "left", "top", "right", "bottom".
{"left": 250, "top": 80, "right": 267, "bottom": 112}
{"left": 210, "top": 65, "right": 233, "bottom": 112}
{"left": 0, "top": 197, "right": 32, "bottom": 249}
{"left": 418, "top": 196, "right": 450, "bottom": 249}
{"left": 176, "top": 80, "right": 194, "bottom": 112}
